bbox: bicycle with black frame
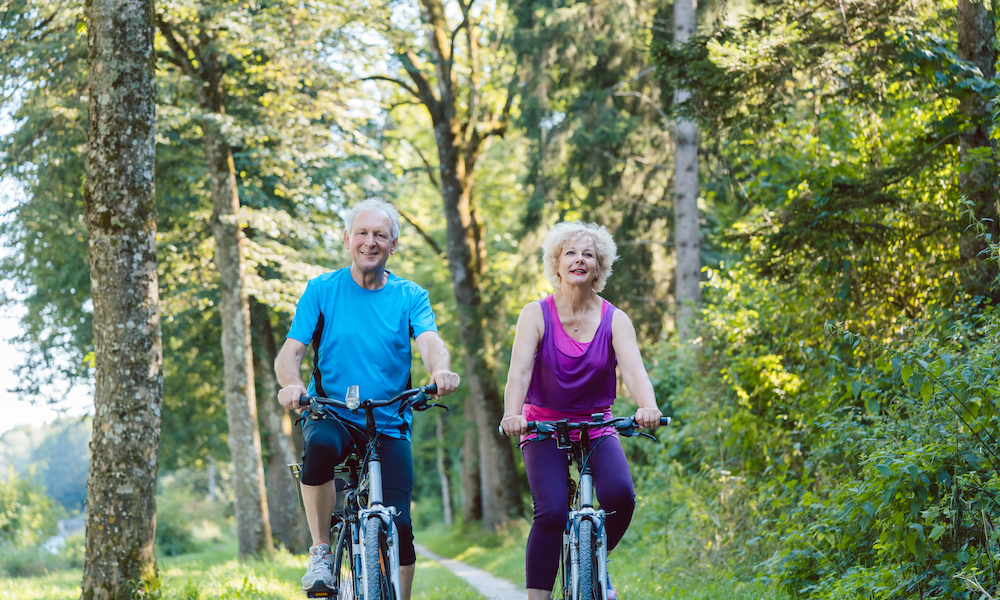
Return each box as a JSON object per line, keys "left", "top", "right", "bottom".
{"left": 290, "top": 382, "right": 445, "bottom": 600}
{"left": 502, "top": 413, "right": 670, "bottom": 600}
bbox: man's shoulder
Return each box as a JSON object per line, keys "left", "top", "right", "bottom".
{"left": 307, "top": 268, "right": 350, "bottom": 289}
{"left": 386, "top": 272, "right": 428, "bottom": 297}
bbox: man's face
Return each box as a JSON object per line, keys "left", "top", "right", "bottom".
{"left": 344, "top": 209, "right": 397, "bottom": 272}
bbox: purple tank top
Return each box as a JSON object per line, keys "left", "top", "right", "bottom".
{"left": 525, "top": 295, "right": 618, "bottom": 413}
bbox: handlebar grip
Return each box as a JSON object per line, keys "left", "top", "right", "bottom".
{"left": 425, "top": 383, "right": 438, "bottom": 395}
{"left": 497, "top": 421, "right": 539, "bottom": 436}
{"left": 298, "top": 395, "right": 310, "bottom": 407}
{"left": 660, "top": 416, "right": 671, "bottom": 426}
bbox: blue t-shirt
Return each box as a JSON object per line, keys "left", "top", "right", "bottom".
{"left": 286, "top": 268, "right": 438, "bottom": 439}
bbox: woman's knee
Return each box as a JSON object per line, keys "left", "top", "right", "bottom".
{"left": 532, "top": 502, "right": 568, "bottom": 531}
{"left": 599, "top": 484, "right": 636, "bottom": 513}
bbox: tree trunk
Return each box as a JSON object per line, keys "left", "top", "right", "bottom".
{"left": 202, "top": 92, "right": 273, "bottom": 556}
{"left": 436, "top": 132, "right": 522, "bottom": 529}
{"left": 435, "top": 413, "right": 454, "bottom": 526}
{"left": 957, "top": 0, "right": 1000, "bottom": 301}
{"left": 673, "top": 0, "right": 701, "bottom": 341}
{"left": 461, "top": 401, "right": 483, "bottom": 522}
{"left": 80, "top": 0, "right": 162, "bottom": 595}
{"left": 395, "top": 0, "right": 520, "bottom": 530}
{"left": 251, "top": 297, "right": 310, "bottom": 552}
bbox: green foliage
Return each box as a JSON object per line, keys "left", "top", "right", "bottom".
{"left": 0, "top": 467, "right": 63, "bottom": 548}
{"left": 647, "top": 257, "right": 1000, "bottom": 598}
{"left": 155, "top": 468, "right": 232, "bottom": 557}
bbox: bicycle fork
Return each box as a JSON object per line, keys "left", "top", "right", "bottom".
{"left": 568, "top": 469, "right": 609, "bottom": 599}
{"left": 359, "top": 454, "right": 402, "bottom": 599}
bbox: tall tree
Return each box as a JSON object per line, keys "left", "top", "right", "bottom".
{"left": 79, "top": 0, "right": 162, "bottom": 595}
{"left": 251, "top": 297, "right": 310, "bottom": 551}
{"left": 367, "top": 0, "right": 523, "bottom": 529}
{"left": 510, "top": 0, "right": 676, "bottom": 341}
{"left": 956, "top": 0, "right": 999, "bottom": 300}
{"left": 673, "top": 0, "right": 701, "bottom": 340}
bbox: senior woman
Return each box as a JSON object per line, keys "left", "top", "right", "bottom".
{"left": 500, "top": 221, "right": 662, "bottom": 600}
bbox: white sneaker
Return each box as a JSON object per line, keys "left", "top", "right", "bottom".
{"left": 301, "top": 543, "right": 336, "bottom": 592}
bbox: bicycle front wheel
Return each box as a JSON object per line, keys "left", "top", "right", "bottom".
{"left": 364, "top": 518, "right": 396, "bottom": 600}
{"left": 575, "top": 519, "right": 601, "bottom": 600}
{"left": 334, "top": 522, "right": 357, "bottom": 600}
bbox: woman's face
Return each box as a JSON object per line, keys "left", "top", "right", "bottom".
{"left": 557, "top": 236, "right": 599, "bottom": 288}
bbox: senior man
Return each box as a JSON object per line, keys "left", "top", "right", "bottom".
{"left": 275, "top": 196, "right": 460, "bottom": 598}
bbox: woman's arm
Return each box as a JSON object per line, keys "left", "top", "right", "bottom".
{"left": 500, "top": 302, "right": 544, "bottom": 436}
{"left": 611, "top": 309, "right": 663, "bottom": 429}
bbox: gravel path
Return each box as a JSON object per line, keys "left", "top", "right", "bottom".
{"left": 414, "top": 543, "right": 528, "bottom": 600}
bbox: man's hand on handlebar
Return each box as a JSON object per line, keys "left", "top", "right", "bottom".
{"left": 634, "top": 406, "right": 663, "bottom": 430}
{"left": 278, "top": 383, "right": 309, "bottom": 414}
{"left": 430, "top": 369, "right": 460, "bottom": 398}
{"left": 499, "top": 414, "right": 529, "bottom": 437}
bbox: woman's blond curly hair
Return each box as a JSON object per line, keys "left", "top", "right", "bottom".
{"left": 541, "top": 221, "right": 618, "bottom": 292}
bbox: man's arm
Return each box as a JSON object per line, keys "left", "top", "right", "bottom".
{"left": 414, "top": 331, "right": 460, "bottom": 396}
{"left": 275, "top": 338, "right": 309, "bottom": 410}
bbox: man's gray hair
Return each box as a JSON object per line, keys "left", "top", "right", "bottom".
{"left": 344, "top": 197, "right": 401, "bottom": 241}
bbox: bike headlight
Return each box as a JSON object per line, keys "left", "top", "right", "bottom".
{"left": 346, "top": 385, "right": 360, "bottom": 410}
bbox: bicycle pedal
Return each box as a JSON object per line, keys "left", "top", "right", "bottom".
{"left": 306, "top": 591, "right": 335, "bottom": 598}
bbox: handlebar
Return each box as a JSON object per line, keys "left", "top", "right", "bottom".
{"left": 497, "top": 415, "right": 671, "bottom": 437}
{"left": 299, "top": 383, "right": 445, "bottom": 419}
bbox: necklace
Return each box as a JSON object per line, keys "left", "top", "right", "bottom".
{"left": 560, "top": 298, "right": 593, "bottom": 332}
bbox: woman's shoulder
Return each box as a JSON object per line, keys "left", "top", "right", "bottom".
{"left": 520, "top": 298, "right": 546, "bottom": 319}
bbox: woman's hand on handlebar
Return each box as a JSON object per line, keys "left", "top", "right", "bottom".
{"left": 278, "top": 384, "right": 309, "bottom": 413}
{"left": 499, "top": 414, "right": 529, "bottom": 437}
{"left": 634, "top": 406, "right": 663, "bottom": 429}
{"left": 430, "top": 369, "right": 461, "bottom": 398}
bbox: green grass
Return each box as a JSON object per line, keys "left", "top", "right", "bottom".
{"left": 0, "top": 539, "right": 484, "bottom": 600}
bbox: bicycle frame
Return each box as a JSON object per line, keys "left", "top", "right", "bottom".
{"left": 559, "top": 424, "right": 609, "bottom": 600}
{"left": 293, "top": 384, "right": 441, "bottom": 600}
{"left": 511, "top": 413, "right": 669, "bottom": 600}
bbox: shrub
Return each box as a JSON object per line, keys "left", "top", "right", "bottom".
{"left": 155, "top": 468, "right": 230, "bottom": 556}
{"left": 0, "top": 466, "right": 64, "bottom": 548}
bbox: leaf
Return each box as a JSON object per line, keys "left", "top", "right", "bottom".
{"left": 901, "top": 364, "right": 913, "bottom": 384}
{"left": 930, "top": 524, "right": 947, "bottom": 541}
{"left": 866, "top": 398, "right": 881, "bottom": 414}
{"left": 852, "top": 380, "right": 863, "bottom": 398}
{"left": 921, "top": 382, "right": 933, "bottom": 402}
{"left": 862, "top": 501, "right": 876, "bottom": 515}
{"left": 914, "top": 536, "right": 926, "bottom": 563}
{"left": 907, "top": 465, "right": 920, "bottom": 481}
{"left": 877, "top": 465, "right": 891, "bottom": 478}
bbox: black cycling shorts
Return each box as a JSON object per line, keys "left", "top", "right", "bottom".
{"left": 300, "top": 414, "right": 416, "bottom": 565}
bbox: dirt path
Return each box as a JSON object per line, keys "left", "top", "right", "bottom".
{"left": 414, "top": 543, "right": 528, "bottom": 600}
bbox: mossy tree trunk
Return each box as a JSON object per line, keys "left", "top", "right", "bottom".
{"left": 80, "top": 0, "right": 162, "bottom": 596}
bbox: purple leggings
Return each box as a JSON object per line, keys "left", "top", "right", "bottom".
{"left": 522, "top": 435, "right": 635, "bottom": 591}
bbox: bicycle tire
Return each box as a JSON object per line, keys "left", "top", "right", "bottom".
{"left": 364, "top": 518, "right": 395, "bottom": 600}
{"left": 575, "top": 519, "right": 601, "bottom": 600}
{"left": 334, "top": 522, "right": 357, "bottom": 600}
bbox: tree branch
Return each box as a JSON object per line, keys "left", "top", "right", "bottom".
{"left": 613, "top": 91, "right": 669, "bottom": 123}
{"left": 398, "top": 51, "right": 440, "bottom": 117}
{"left": 397, "top": 207, "right": 444, "bottom": 256}
{"left": 407, "top": 142, "right": 441, "bottom": 189}
{"left": 155, "top": 17, "right": 199, "bottom": 80}
{"left": 361, "top": 75, "right": 421, "bottom": 101}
